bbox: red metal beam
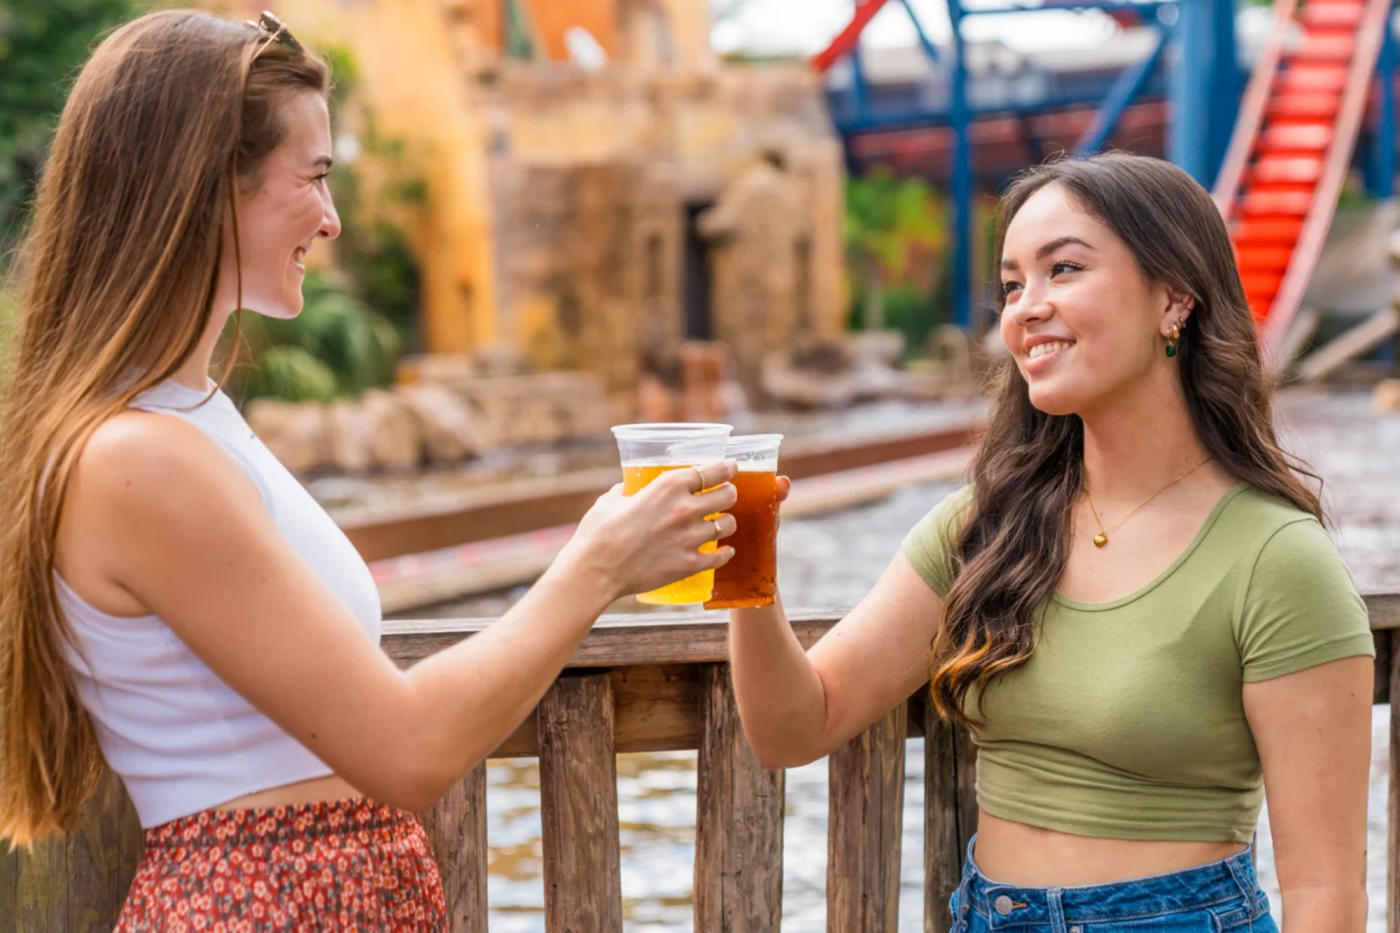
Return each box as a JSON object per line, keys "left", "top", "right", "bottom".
{"left": 811, "top": 0, "right": 893, "bottom": 73}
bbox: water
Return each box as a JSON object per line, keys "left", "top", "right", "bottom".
{"left": 417, "top": 388, "right": 1400, "bottom": 930}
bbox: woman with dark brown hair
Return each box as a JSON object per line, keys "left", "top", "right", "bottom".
{"left": 0, "top": 9, "right": 739, "bottom": 928}
{"left": 730, "top": 153, "right": 1372, "bottom": 931}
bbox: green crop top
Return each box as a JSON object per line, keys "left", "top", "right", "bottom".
{"left": 901, "top": 483, "right": 1374, "bottom": 843}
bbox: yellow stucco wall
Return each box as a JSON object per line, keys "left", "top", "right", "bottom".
{"left": 235, "top": 0, "right": 499, "bottom": 353}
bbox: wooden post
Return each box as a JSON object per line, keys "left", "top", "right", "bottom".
{"left": 2, "top": 769, "right": 142, "bottom": 931}
{"left": 828, "top": 702, "right": 908, "bottom": 933}
{"left": 694, "top": 663, "right": 785, "bottom": 931}
{"left": 537, "top": 672, "right": 623, "bottom": 932}
{"left": 1389, "top": 642, "right": 1400, "bottom": 933}
{"left": 421, "top": 763, "right": 489, "bottom": 933}
{"left": 924, "top": 689, "right": 976, "bottom": 933}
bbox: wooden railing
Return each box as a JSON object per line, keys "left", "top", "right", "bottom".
{"left": 4, "top": 594, "right": 1398, "bottom": 931}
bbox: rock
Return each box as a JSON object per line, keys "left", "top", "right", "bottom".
{"left": 360, "top": 389, "right": 422, "bottom": 472}
{"left": 324, "top": 400, "right": 376, "bottom": 475}
{"left": 245, "top": 400, "right": 327, "bottom": 475}
{"left": 397, "top": 384, "right": 484, "bottom": 464}
{"left": 760, "top": 348, "right": 858, "bottom": 408}
{"left": 1374, "top": 378, "right": 1400, "bottom": 413}
{"left": 397, "top": 353, "right": 477, "bottom": 386}
{"left": 636, "top": 371, "right": 679, "bottom": 423}
{"left": 849, "top": 330, "right": 906, "bottom": 367}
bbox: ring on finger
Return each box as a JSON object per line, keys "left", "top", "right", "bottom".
{"left": 712, "top": 518, "right": 723, "bottom": 541}
{"left": 693, "top": 465, "right": 708, "bottom": 490}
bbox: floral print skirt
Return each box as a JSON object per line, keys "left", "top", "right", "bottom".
{"left": 114, "top": 797, "right": 447, "bottom": 931}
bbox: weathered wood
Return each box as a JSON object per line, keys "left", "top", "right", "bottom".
{"left": 537, "top": 672, "right": 623, "bottom": 932}
{"left": 828, "top": 702, "right": 908, "bottom": 933}
{"left": 382, "top": 612, "right": 839, "bottom": 669}
{"left": 694, "top": 664, "right": 785, "bottom": 931}
{"left": 421, "top": 764, "right": 488, "bottom": 933}
{"left": 924, "top": 689, "right": 977, "bottom": 933}
{"left": 386, "top": 593, "right": 1399, "bottom": 669}
{"left": 1375, "top": 629, "right": 1392, "bottom": 704}
{"left": 1367, "top": 593, "right": 1400, "bottom": 631}
{"left": 8, "top": 769, "right": 142, "bottom": 932}
{"left": 1390, "top": 643, "right": 1400, "bottom": 933}
{"left": 1296, "top": 307, "right": 1400, "bottom": 384}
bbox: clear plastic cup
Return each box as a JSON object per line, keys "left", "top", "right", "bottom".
{"left": 704, "top": 434, "right": 782, "bottom": 609}
{"left": 610, "top": 423, "right": 733, "bottom": 604}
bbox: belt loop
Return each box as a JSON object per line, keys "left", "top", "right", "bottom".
{"left": 1047, "top": 888, "right": 1067, "bottom": 933}
{"left": 1225, "top": 853, "right": 1259, "bottom": 911}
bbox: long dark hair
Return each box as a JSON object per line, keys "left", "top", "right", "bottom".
{"left": 928, "top": 153, "right": 1322, "bottom": 728}
{"left": 0, "top": 10, "right": 328, "bottom": 844}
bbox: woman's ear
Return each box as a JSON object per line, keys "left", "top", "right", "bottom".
{"left": 1160, "top": 289, "right": 1194, "bottom": 338}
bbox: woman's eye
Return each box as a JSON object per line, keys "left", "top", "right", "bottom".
{"left": 1050, "top": 260, "right": 1081, "bottom": 276}
{"left": 1000, "top": 280, "right": 1022, "bottom": 298}
{"left": 313, "top": 172, "right": 330, "bottom": 184}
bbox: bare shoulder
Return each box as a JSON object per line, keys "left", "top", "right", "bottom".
{"left": 58, "top": 409, "right": 266, "bottom": 614}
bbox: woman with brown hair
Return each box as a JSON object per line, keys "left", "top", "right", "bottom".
{"left": 0, "top": 9, "right": 738, "bottom": 928}
{"left": 730, "top": 154, "right": 1372, "bottom": 931}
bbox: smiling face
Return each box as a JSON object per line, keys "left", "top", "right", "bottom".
{"left": 997, "top": 183, "right": 1189, "bottom": 418}
{"left": 222, "top": 90, "right": 340, "bottom": 319}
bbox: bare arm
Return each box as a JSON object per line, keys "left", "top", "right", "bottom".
{"left": 1243, "top": 656, "right": 1371, "bottom": 932}
{"left": 66, "top": 412, "right": 738, "bottom": 813}
{"left": 729, "top": 552, "right": 946, "bottom": 769}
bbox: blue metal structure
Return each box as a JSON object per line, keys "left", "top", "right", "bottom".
{"left": 819, "top": 0, "right": 1400, "bottom": 330}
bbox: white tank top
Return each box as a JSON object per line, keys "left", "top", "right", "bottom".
{"left": 58, "top": 379, "right": 382, "bottom": 827}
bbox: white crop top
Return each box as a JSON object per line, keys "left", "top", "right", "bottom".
{"left": 57, "top": 379, "right": 382, "bottom": 827}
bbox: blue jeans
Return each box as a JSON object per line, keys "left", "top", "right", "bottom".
{"left": 948, "top": 836, "right": 1278, "bottom": 932}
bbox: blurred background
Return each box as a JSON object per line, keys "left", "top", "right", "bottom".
{"left": 3, "top": 0, "right": 1400, "bottom": 929}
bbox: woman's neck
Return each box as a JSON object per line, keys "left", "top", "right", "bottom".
{"left": 1079, "top": 375, "right": 1211, "bottom": 505}
{"left": 168, "top": 308, "right": 231, "bottom": 392}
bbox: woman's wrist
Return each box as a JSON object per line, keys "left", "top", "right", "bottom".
{"left": 544, "top": 537, "right": 623, "bottom": 616}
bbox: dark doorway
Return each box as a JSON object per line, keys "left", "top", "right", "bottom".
{"left": 682, "top": 201, "right": 714, "bottom": 341}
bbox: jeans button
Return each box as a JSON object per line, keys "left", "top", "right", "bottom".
{"left": 993, "top": 895, "right": 1015, "bottom": 915}
{"left": 1070, "top": 927, "right": 1083, "bottom": 933}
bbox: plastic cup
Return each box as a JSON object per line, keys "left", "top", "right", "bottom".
{"left": 611, "top": 423, "right": 733, "bottom": 604}
{"left": 704, "top": 434, "right": 782, "bottom": 609}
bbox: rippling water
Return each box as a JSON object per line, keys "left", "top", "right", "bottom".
{"left": 409, "top": 389, "right": 1400, "bottom": 930}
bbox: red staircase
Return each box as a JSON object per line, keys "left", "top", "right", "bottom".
{"left": 1212, "top": 0, "right": 1393, "bottom": 363}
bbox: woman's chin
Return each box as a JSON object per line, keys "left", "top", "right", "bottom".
{"left": 1026, "top": 382, "right": 1081, "bottom": 417}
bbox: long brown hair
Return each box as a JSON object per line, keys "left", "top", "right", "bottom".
{"left": 0, "top": 10, "right": 327, "bottom": 843}
{"left": 929, "top": 153, "right": 1322, "bottom": 727}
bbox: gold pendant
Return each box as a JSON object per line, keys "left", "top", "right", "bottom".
{"left": 1093, "top": 533, "right": 1108, "bottom": 548}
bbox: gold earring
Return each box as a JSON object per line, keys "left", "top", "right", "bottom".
{"left": 1165, "top": 322, "right": 1181, "bottom": 358}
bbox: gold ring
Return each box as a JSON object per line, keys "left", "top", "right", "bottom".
{"left": 712, "top": 518, "right": 723, "bottom": 541}
{"left": 693, "top": 465, "right": 708, "bottom": 490}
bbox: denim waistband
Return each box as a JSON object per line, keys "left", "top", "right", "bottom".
{"left": 956, "top": 835, "right": 1263, "bottom": 928}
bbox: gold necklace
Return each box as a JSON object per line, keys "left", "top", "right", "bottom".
{"left": 1083, "top": 457, "right": 1212, "bottom": 548}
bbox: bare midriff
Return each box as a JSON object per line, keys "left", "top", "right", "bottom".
{"left": 973, "top": 810, "right": 1248, "bottom": 886}
{"left": 214, "top": 775, "right": 364, "bottom": 812}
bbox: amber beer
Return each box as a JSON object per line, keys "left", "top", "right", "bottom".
{"left": 611, "top": 423, "right": 733, "bottom": 605}
{"left": 705, "top": 434, "right": 782, "bottom": 609}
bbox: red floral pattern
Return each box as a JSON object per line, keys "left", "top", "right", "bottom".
{"left": 115, "top": 798, "right": 447, "bottom": 931}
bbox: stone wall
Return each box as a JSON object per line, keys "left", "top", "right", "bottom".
{"left": 486, "top": 65, "right": 845, "bottom": 414}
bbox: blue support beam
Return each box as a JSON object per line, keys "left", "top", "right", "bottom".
{"left": 899, "top": 0, "right": 940, "bottom": 64}
{"left": 1072, "top": 21, "right": 1171, "bottom": 157}
{"left": 947, "top": 0, "right": 975, "bottom": 329}
{"left": 1171, "top": 0, "right": 1238, "bottom": 184}
{"left": 1367, "top": 13, "right": 1396, "bottom": 198}
{"left": 968, "top": 1, "right": 1171, "bottom": 15}
{"left": 851, "top": 38, "right": 870, "bottom": 121}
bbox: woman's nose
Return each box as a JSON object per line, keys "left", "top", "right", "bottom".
{"left": 319, "top": 201, "right": 341, "bottom": 240}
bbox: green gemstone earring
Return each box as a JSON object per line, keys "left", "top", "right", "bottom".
{"left": 1165, "top": 322, "right": 1181, "bottom": 358}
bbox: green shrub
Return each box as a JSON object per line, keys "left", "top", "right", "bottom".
{"left": 231, "top": 270, "right": 402, "bottom": 403}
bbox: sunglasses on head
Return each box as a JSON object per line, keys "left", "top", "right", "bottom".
{"left": 245, "top": 11, "right": 302, "bottom": 54}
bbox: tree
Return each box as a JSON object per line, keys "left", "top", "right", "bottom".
{"left": 0, "top": 0, "right": 141, "bottom": 258}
